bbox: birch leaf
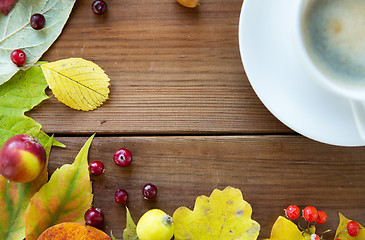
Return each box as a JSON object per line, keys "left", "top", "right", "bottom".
{"left": 0, "top": 65, "right": 64, "bottom": 148}
{"left": 41, "top": 58, "right": 110, "bottom": 111}
{"left": 0, "top": 0, "right": 76, "bottom": 85}
{"left": 173, "top": 186, "right": 260, "bottom": 240}
{"left": 24, "top": 135, "right": 95, "bottom": 240}
{"left": 0, "top": 136, "right": 52, "bottom": 240}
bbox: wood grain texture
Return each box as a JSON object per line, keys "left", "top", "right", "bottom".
{"left": 49, "top": 136, "right": 365, "bottom": 239}
{"left": 28, "top": 0, "right": 291, "bottom": 135}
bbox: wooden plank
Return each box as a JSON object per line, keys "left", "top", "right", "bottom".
{"left": 49, "top": 136, "right": 365, "bottom": 239}
{"left": 28, "top": 0, "right": 291, "bottom": 135}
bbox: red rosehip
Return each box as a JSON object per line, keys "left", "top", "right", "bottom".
{"left": 303, "top": 206, "right": 318, "bottom": 222}
{"left": 311, "top": 234, "right": 320, "bottom": 240}
{"left": 347, "top": 221, "right": 360, "bottom": 237}
{"left": 285, "top": 205, "right": 300, "bottom": 220}
{"left": 10, "top": 49, "right": 26, "bottom": 66}
{"left": 315, "top": 210, "right": 327, "bottom": 225}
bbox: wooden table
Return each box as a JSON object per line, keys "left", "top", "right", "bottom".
{"left": 29, "top": 0, "right": 365, "bottom": 239}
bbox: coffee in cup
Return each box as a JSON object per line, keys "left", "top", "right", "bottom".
{"left": 299, "top": 0, "right": 365, "bottom": 95}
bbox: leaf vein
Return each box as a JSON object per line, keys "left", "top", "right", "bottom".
{"left": 47, "top": 67, "right": 107, "bottom": 98}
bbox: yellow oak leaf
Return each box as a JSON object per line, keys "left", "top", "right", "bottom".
{"left": 173, "top": 186, "right": 260, "bottom": 240}
{"left": 41, "top": 58, "right": 110, "bottom": 111}
{"left": 334, "top": 213, "right": 365, "bottom": 240}
{"left": 265, "top": 216, "right": 314, "bottom": 240}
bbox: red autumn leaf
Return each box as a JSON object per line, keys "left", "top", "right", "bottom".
{"left": 0, "top": 0, "right": 18, "bottom": 15}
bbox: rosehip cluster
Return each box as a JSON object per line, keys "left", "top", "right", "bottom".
{"left": 285, "top": 205, "right": 362, "bottom": 239}
{"left": 284, "top": 205, "right": 328, "bottom": 240}
{"left": 285, "top": 205, "right": 327, "bottom": 225}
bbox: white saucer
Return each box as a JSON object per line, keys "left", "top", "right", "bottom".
{"left": 238, "top": 0, "right": 365, "bottom": 147}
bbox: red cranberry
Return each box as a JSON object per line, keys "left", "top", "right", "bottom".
{"left": 10, "top": 50, "right": 26, "bottom": 66}
{"left": 113, "top": 148, "right": 132, "bottom": 167}
{"left": 30, "top": 14, "right": 46, "bottom": 30}
{"left": 92, "top": 0, "right": 107, "bottom": 15}
{"left": 84, "top": 207, "right": 104, "bottom": 227}
{"left": 114, "top": 189, "right": 129, "bottom": 204}
{"left": 88, "top": 161, "right": 105, "bottom": 176}
{"left": 142, "top": 183, "right": 158, "bottom": 199}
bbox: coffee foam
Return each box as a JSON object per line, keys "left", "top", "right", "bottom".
{"left": 301, "top": 0, "right": 365, "bottom": 90}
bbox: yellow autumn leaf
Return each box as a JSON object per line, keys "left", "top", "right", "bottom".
{"left": 41, "top": 58, "right": 110, "bottom": 111}
{"left": 173, "top": 186, "right": 260, "bottom": 240}
{"left": 265, "top": 216, "right": 314, "bottom": 240}
{"left": 334, "top": 213, "right": 365, "bottom": 240}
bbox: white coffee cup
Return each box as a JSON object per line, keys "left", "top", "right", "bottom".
{"left": 294, "top": 0, "right": 365, "bottom": 141}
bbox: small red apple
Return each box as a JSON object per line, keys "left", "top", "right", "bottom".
{"left": 0, "top": 134, "right": 46, "bottom": 183}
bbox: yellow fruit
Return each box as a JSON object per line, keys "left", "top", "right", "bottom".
{"left": 136, "top": 209, "right": 174, "bottom": 240}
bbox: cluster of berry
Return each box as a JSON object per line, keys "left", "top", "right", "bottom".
{"left": 10, "top": 0, "right": 108, "bottom": 67}
{"left": 85, "top": 148, "right": 158, "bottom": 228}
{"left": 285, "top": 205, "right": 361, "bottom": 240}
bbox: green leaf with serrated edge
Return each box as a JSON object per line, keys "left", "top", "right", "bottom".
{"left": 0, "top": 65, "right": 64, "bottom": 148}
{"left": 123, "top": 207, "right": 139, "bottom": 240}
{"left": 0, "top": 136, "right": 52, "bottom": 240}
{"left": 0, "top": 0, "right": 76, "bottom": 85}
{"left": 24, "top": 135, "right": 95, "bottom": 240}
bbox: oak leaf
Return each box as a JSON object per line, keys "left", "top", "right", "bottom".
{"left": 37, "top": 222, "right": 110, "bottom": 240}
{"left": 0, "top": 137, "right": 52, "bottom": 240}
{"left": 0, "top": 0, "right": 18, "bottom": 15}
{"left": 24, "top": 135, "right": 95, "bottom": 240}
{"left": 173, "top": 186, "right": 260, "bottom": 240}
{"left": 334, "top": 213, "right": 365, "bottom": 240}
{"left": 41, "top": 58, "right": 110, "bottom": 111}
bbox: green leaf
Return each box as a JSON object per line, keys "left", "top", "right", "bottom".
{"left": 24, "top": 135, "right": 95, "bottom": 240}
{"left": 123, "top": 207, "right": 139, "bottom": 240}
{"left": 111, "top": 231, "right": 117, "bottom": 240}
{"left": 0, "top": 65, "right": 64, "bottom": 148}
{"left": 0, "top": 0, "right": 76, "bottom": 85}
{"left": 0, "top": 136, "right": 52, "bottom": 240}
